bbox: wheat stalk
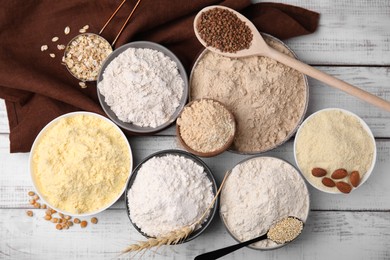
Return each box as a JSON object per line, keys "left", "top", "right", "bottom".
{"left": 121, "top": 171, "right": 230, "bottom": 255}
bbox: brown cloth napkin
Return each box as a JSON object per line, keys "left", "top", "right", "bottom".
{"left": 0, "top": 0, "right": 319, "bottom": 153}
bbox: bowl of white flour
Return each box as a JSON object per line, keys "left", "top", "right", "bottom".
{"left": 97, "top": 41, "right": 188, "bottom": 134}
{"left": 125, "top": 149, "right": 218, "bottom": 242}
{"left": 220, "top": 156, "right": 310, "bottom": 250}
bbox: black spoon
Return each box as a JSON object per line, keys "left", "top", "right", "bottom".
{"left": 194, "top": 217, "right": 304, "bottom": 260}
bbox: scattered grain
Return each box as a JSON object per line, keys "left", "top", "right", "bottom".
{"left": 41, "top": 45, "right": 48, "bottom": 52}
{"left": 57, "top": 44, "right": 66, "bottom": 50}
{"left": 26, "top": 210, "right": 33, "bottom": 217}
{"left": 64, "top": 26, "right": 70, "bottom": 35}
{"left": 68, "top": 221, "right": 74, "bottom": 227}
{"left": 79, "top": 82, "right": 86, "bottom": 88}
{"left": 64, "top": 215, "right": 71, "bottom": 220}
{"left": 49, "top": 53, "right": 56, "bottom": 58}
{"left": 33, "top": 202, "right": 41, "bottom": 209}
{"left": 51, "top": 217, "right": 59, "bottom": 223}
{"left": 44, "top": 215, "right": 52, "bottom": 221}
{"left": 33, "top": 195, "right": 39, "bottom": 201}
{"left": 28, "top": 191, "right": 35, "bottom": 196}
{"left": 80, "top": 220, "right": 88, "bottom": 228}
{"left": 91, "top": 217, "right": 98, "bottom": 224}
{"left": 52, "top": 37, "right": 59, "bottom": 42}
{"left": 56, "top": 224, "right": 63, "bottom": 230}
{"left": 82, "top": 25, "right": 89, "bottom": 30}
{"left": 29, "top": 199, "right": 36, "bottom": 205}
{"left": 41, "top": 204, "right": 47, "bottom": 209}
{"left": 79, "top": 29, "right": 87, "bottom": 33}
{"left": 74, "top": 218, "right": 81, "bottom": 224}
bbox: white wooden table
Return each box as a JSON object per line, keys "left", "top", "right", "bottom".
{"left": 1, "top": 0, "right": 390, "bottom": 259}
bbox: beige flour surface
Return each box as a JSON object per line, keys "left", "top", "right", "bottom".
{"left": 31, "top": 114, "right": 131, "bottom": 214}
{"left": 191, "top": 36, "right": 307, "bottom": 153}
{"left": 295, "top": 109, "right": 375, "bottom": 192}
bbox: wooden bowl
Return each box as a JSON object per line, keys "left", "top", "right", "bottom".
{"left": 176, "top": 98, "right": 236, "bottom": 157}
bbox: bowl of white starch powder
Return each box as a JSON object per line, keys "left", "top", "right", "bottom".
{"left": 97, "top": 41, "right": 188, "bottom": 134}
{"left": 220, "top": 156, "right": 310, "bottom": 250}
{"left": 125, "top": 149, "right": 218, "bottom": 242}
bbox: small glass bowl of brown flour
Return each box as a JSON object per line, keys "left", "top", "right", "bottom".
{"left": 125, "top": 149, "right": 218, "bottom": 242}
{"left": 294, "top": 108, "right": 376, "bottom": 194}
{"left": 190, "top": 33, "right": 309, "bottom": 154}
{"left": 176, "top": 98, "right": 236, "bottom": 157}
{"left": 97, "top": 41, "right": 188, "bottom": 134}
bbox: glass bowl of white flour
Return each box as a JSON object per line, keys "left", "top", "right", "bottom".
{"left": 220, "top": 156, "right": 310, "bottom": 250}
{"left": 97, "top": 41, "right": 188, "bottom": 134}
{"left": 125, "top": 149, "right": 218, "bottom": 242}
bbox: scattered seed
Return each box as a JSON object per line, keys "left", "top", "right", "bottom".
{"left": 26, "top": 210, "right": 33, "bottom": 217}
{"left": 59, "top": 218, "right": 65, "bottom": 224}
{"left": 51, "top": 217, "right": 59, "bottom": 223}
{"left": 41, "top": 204, "right": 47, "bottom": 209}
{"left": 29, "top": 199, "right": 36, "bottom": 205}
{"left": 91, "top": 217, "right": 98, "bottom": 224}
{"left": 80, "top": 221, "right": 88, "bottom": 228}
{"left": 45, "top": 209, "right": 52, "bottom": 215}
{"left": 56, "top": 224, "right": 63, "bottom": 230}
{"left": 57, "top": 44, "right": 66, "bottom": 50}
{"left": 64, "top": 26, "right": 70, "bottom": 35}
{"left": 52, "top": 37, "right": 59, "bottom": 42}
{"left": 74, "top": 218, "right": 81, "bottom": 224}
{"left": 64, "top": 215, "right": 71, "bottom": 220}
{"left": 51, "top": 209, "right": 57, "bottom": 214}
{"left": 68, "top": 221, "right": 74, "bottom": 227}
{"left": 33, "top": 195, "right": 39, "bottom": 201}
{"left": 33, "top": 202, "right": 41, "bottom": 209}
{"left": 63, "top": 224, "right": 69, "bottom": 230}
{"left": 79, "top": 28, "right": 87, "bottom": 33}
{"left": 41, "top": 45, "right": 48, "bottom": 52}
{"left": 58, "top": 213, "right": 64, "bottom": 218}
{"left": 82, "top": 25, "right": 89, "bottom": 30}
{"left": 79, "top": 82, "right": 87, "bottom": 88}
{"left": 49, "top": 53, "right": 56, "bottom": 58}
{"left": 28, "top": 191, "right": 35, "bottom": 196}
{"left": 44, "top": 215, "right": 52, "bottom": 221}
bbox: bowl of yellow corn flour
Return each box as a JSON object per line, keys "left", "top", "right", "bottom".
{"left": 29, "top": 112, "right": 133, "bottom": 217}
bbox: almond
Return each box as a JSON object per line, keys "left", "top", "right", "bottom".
{"left": 350, "top": 171, "right": 360, "bottom": 187}
{"left": 311, "top": 167, "right": 327, "bottom": 177}
{"left": 331, "top": 168, "right": 348, "bottom": 179}
{"left": 336, "top": 181, "right": 352, "bottom": 194}
{"left": 322, "top": 177, "right": 336, "bottom": 188}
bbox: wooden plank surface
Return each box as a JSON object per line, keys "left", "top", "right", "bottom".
{"left": 1, "top": 209, "right": 389, "bottom": 260}
{"left": 1, "top": 134, "right": 390, "bottom": 211}
{"left": 1, "top": 0, "right": 390, "bottom": 259}
{"left": 256, "top": 0, "right": 390, "bottom": 65}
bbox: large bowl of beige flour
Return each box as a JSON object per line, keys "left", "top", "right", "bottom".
{"left": 29, "top": 112, "right": 133, "bottom": 217}
{"left": 190, "top": 33, "right": 309, "bottom": 154}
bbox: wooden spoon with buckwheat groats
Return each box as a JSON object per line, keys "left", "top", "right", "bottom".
{"left": 194, "top": 5, "right": 390, "bottom": 112}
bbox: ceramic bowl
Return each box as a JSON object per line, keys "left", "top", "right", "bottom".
{"left": 29, "top": 112, "right": 133, "bottom": 217}
{"left": 219, "top": 155, "right": 310, "bottom": 250}
{"left": 294, "top": 108, "right": 376, "bottom": 194}
{"left": 97, "top": 41, "right": 188, "bottom": 134}
{"left": 125, "top": 149, "right": 218, "bottom": 242}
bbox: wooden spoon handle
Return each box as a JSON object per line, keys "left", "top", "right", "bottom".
{"left": 267, "top": 47, "right": 390, "bottom": 112}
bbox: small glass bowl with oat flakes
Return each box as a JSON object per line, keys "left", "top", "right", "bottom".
{"left": 176, "top": 98, "right": 236, "bottom": 157}
{"left": 63, "top": 33, "right": 113, "bottom": 82}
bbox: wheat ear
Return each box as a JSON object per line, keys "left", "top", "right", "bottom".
{"left": 121, "top": 171, "right": 230, "bottom": 255}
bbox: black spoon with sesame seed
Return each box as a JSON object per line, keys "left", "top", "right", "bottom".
{"left": 194, "top": 5, "right": 390, "bottom": 112}
{"left": 194, "top": 217, "right": 304, "bottom": 260}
